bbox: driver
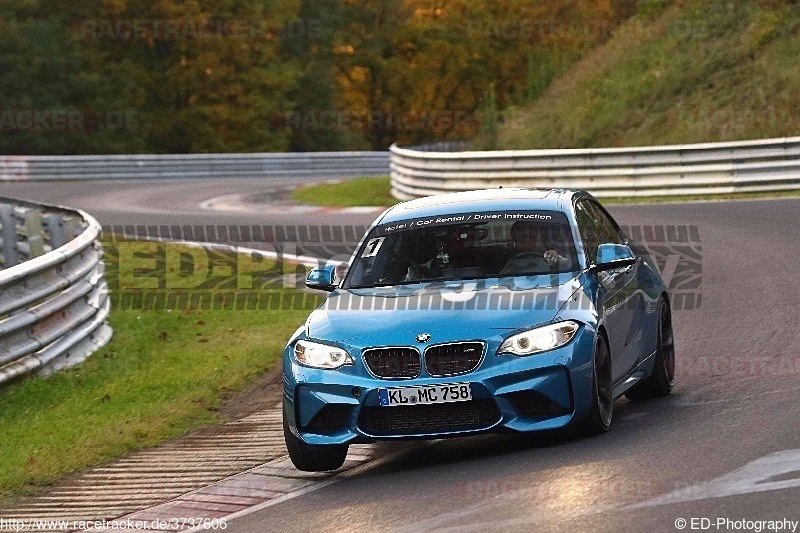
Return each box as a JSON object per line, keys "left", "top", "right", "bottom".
{"left": 405, "top": 225, "right": 476, "bottom": 281}
{"left": 500, "top": 221, "right": 569, "bottom": 274}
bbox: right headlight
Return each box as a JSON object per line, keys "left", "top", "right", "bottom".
{"left": 498, "top": 321, "right": 580, "bottom": 357}
{"left": 293, "top": 340, "right": 354, "bottom": 370}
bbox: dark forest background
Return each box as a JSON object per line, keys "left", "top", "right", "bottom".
{"left": 0, "top": 0, "right": 636, "bottom": 154}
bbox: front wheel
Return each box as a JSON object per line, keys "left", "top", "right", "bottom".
{"left": 283, "top": 408, "right": 348, "bottom": 472}
{"left": 578, "top": 333, "right": 613, "bottom": 436}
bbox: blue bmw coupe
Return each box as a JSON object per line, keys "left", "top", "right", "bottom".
{"left": 283, "top": 188, "right": 675, "bottom": 471}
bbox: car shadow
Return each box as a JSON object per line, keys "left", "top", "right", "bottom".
{"left": 357, "top": 396, "right": 673, "bottom": 477}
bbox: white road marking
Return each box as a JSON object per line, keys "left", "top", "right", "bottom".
{"left": 397, "top": 449, "right": 800, "bottom": 532}
{"left": 628, "top": 448, "right": 800, "bottom": 509}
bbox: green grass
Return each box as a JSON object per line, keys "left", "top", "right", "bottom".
{"left": 0, "top": 241, "right": 320, "bottom": 501}
{"left": 490, "top": 0, "right": 800, "bottom": 149}
{"left": 291, "top": 176, "right": 397, "bottom": 207}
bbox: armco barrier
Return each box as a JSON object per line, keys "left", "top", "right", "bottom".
{"left": 0, "top": 152, "right": 390, "bottom": 181}
{"left": 389, "top": 137, "right": 800, "bottom": 199}
{"left": 0, "top": 198, "right": 111, "bottom": 385}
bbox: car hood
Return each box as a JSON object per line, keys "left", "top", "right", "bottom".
{"left": 306, "top": 274, "right": 584, "bottom": 345}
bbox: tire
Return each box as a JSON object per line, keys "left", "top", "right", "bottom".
{"left": 625, "top": 298, "right": 675, "bottom": 401}
{"left": 579, "top": 333, "right": 613, "bottom": 436}
{"left": 283, "top": 408, "right": 348, "bottom": 472}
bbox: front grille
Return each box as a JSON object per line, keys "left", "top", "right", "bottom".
{"left": 358, "top": 399, "right": 501, "bottom": 436}
{"left": 363, "top": 347, "right": 421, "bottom": 379}
{"left": 425, "top": 342, "right": 484, "bottom": 376}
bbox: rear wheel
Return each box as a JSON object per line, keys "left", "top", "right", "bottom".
{"left": 579, "top": 333, "right": 613, "bottom": 436}
{"left": 283, "top": 407, "right": 348, "bottom": 472}
{"left": 626, "top": 298, "right": 675, "bottom": 401}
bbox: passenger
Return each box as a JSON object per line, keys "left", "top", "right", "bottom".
{"left": 500, "top": 221, "right": 569, "bottom": 274}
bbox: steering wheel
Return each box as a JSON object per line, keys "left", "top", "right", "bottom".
{"left": 514, "top": 250, "right": 545, "bottom": 259}
{"left": 406, "top": 262, "right": 437, "bottom": 280}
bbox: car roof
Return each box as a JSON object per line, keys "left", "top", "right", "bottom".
{"left": 379, "top": 188, "right": 585, "bottom": 224}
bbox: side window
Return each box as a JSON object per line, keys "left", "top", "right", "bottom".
{"left": 586, "top": 201, "right": 624, "bottom": 246}
{"left": 575, "top": 200, "right": 624, "bottom": 263}
{"left": 574, "top": 200, "right": 601, "bottom": 263}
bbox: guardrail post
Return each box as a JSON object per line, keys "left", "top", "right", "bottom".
{"left": 0, "top": 204, "right": 19, "bottom": 268}
{"left": 25, "top": 209, "right": 45, "bottom": 258}
{"left": 44, "top": 213, "right": 68, "bottom": 249}
{"left": 15, "top": 207, "right": 46, "bottom": 259}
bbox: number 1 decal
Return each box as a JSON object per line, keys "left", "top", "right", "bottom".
{"left": 362, "top": 237, "right": 385, "bottom": 258}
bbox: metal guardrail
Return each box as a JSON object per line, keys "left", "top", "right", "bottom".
{"left": 0, "top": 152, "right": 390, "bottom": 181}
{"left": 0, "top": 198, "right": 111, "bottom": 385}
{"left": 390, "top": 137, "right": 800, "bottom": 199}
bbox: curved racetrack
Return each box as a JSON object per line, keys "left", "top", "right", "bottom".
{"left": 2, "top": 178, "right": 798, "bottom": 532}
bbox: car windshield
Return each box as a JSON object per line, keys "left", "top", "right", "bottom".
{"left": 344, "top": 210, "right": 579, "bottom": 288}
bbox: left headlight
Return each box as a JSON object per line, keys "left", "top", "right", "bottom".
{"left": 294, "top": 340, "right": 354, "bottom": 369}
{"left": 498, "top": 321, "right": 580, "bottom": 357}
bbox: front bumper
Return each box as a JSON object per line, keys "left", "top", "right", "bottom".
{"left": 283, "top": 325, "right": 597, "bottom": 446}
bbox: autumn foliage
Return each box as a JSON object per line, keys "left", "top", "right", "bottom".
{"left": 0, "top": 0, "right": 635, "bottom": 154}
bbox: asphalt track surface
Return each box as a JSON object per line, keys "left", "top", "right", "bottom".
{"left": 0, "top": 178, "right": 366, "bottom": 228}
{"left": 2, "top": 178, "right": 799, "bottom": 532}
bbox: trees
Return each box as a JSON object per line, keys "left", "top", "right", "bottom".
{"left": 0, "top": 3, "right": 143, "bottom": 154}
{"left": 88, "top": 0, "right": 302, "bottom": 153}
{"left": 280, "top": 0, "right": 358, "bottom": 151}
{"left": 1, "top": 0, "right": 303, "bottom": 154}
{"left": 0, "top": 0, "right": 638, "bottom": 154}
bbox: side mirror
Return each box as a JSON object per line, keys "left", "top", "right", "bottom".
{"left": 590, "top": 243, "right": 637, "bottom": 273}
{"left": 306, "top": 264, "right": 338, "bottom": 292}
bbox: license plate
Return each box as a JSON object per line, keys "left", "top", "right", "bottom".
{"left": 378, "top": 383, "right": 472, "bottom": 407}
